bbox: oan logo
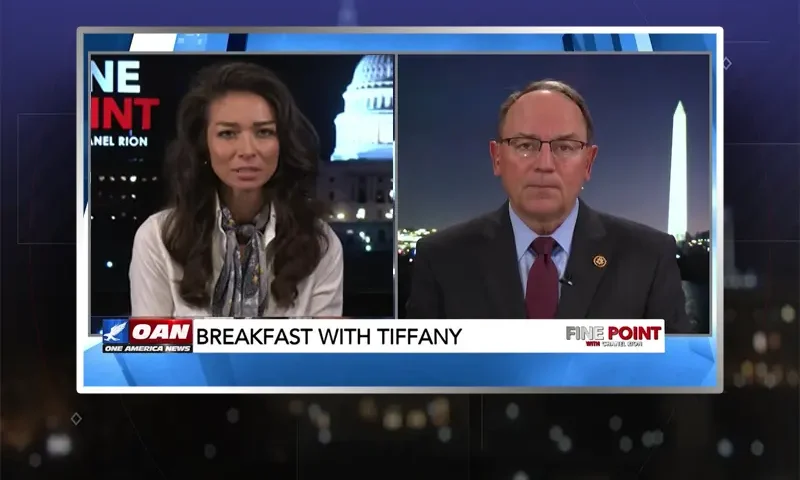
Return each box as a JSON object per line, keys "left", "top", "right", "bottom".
{"left": 101, "top": 318, "right": 194, "bottom": 354}
{"left": 102, "top": 319, "right": 129, "bottom": 344}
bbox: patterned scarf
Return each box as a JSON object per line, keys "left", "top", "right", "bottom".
{"left": 211, "top": 203, "right": 271, "bottom": 317}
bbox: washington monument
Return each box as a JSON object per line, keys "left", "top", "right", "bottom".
{"left": 667, "top": 101, "right": 688, "bottom": 240}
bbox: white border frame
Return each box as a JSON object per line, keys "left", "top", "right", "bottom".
{"left": 76, "top": 26, "right": 724, "bottom": 394}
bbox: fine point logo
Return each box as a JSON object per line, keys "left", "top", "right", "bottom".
{"left": 90, "top": 59, "right": 160, "bottom": 148}
{"left": 566, "top": 325, "right": 662, "bottom": 348}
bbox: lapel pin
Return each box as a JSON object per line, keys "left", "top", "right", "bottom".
{"left": 593, "top": 255, "right": 607, "bottom": 268}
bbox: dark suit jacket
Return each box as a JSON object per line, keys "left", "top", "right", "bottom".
{"left": 405, "top": 200, "right": 692, "bottom": 333}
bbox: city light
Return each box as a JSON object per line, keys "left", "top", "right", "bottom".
{"left": 505, "top": 403, "right": 519, "bottom": 420}
{"left": 397, "top": 228, "right": 438, "bottom": 253}
{"left": 781, "top": 304, "right": 796, "bottom": 323}
{"left": 226, "top": 408, "right": 239, "bottom": 424}
{"left": 45, "top": 433, "right": 72, "bottom": 457}
{"left": 752, "top": 331, "right": 767, "bottom": 354}
{"left": 406, "top": 410, "right": 426, "bottom": 429}
{"left": 382, "top": 406, "right": 402, "bottom": 430}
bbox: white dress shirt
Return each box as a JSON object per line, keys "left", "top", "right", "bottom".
{"left": 508, "top": 199, "right": 579, "bottom": 298}
{"left": 129, "top": 202, "right": 344, "bottom": 318}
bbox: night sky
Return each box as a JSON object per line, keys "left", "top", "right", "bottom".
{"left": 396, "top": 54, "right": 711, "bottom": 234}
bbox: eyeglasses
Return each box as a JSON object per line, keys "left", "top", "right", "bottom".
{"left": 499, "top": 137, "right": 588, "bottom": 160}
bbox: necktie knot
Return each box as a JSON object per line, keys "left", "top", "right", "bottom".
{"left": 531, "top": 236, "right": 556, "bottom": 256}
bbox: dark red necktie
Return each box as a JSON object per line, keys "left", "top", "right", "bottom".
{"left": 525, "top": 237, "right": 559, "bottom": 319}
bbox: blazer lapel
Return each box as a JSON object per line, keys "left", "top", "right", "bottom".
{"left": 479, "top": 204, "right": 527, "bottom": 319}
{"left": 557, "top": 200, "right": 614, "bottom": 319}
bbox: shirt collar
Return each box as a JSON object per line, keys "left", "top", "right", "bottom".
{"left": 508, "top": 199, "right": 580, "bottom": 261}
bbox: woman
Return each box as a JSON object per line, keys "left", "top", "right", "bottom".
{"left": 129, "top": 62, "right": 343, "bottom": 318}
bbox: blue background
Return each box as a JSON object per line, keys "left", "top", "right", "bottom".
{"left": 101, "top": 319, "right": 129, "bottom": 344}
{"left": 80, "top": 32, "right": 719, "bottom": 388}
{"left": 85, "top": 336, "right": 715, "bottom": 387}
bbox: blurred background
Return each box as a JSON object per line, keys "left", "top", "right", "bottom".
{"left": 2, "top": 1, "right": 799, "bottom": 479}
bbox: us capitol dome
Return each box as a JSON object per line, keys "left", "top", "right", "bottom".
{"left": 330, "top": 54, "right": 394, "bottom": 161}
{"left": 319, "top": 55, "right": 394, "bottom": 254}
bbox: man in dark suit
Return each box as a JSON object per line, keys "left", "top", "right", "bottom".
{"left": 405, "top": 79, "right": 692, "bottom": 334}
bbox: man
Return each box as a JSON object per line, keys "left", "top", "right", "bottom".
{"left": 405, "top": 80, "right": 692, "bottom": 334}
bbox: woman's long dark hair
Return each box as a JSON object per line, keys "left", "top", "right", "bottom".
{"left": 161, "top": 61, "right": 328, "bottom": 309}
